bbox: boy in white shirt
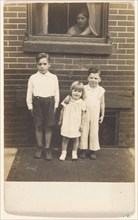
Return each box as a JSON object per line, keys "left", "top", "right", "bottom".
{"left": 26, "top": 53, "right": 59, "bottom": 160}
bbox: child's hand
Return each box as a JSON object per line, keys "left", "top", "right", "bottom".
{"left": 30, "top": 109, "right": 33, "bottom": 117}
{"left": 58, "top": 120, "right": 62, "bottom": 126}
{"left": 64, "top": 95, "right": 71, "bottom": 104}
{"left": 54, "top": 107, "right": 57, "bottom": 113}
{"left": 79, "top": 125, "right": 83, "bottom": 132}
{"left": 99, "top": 116, "right": 104, "bottom": 124}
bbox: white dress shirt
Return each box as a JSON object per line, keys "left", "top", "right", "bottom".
{"left": 26, "top": 71, "right": 59, "bottom": 110}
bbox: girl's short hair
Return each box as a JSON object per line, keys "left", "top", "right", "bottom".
{"left": 87, "top": 67, "right": 102, "bottom": 78}
{"left": 70, "top": 81, "right": 85, "bottom": 97}
{"left": 36, "top": 53, "right": 50, "bottom": 63}
{"left": 78, "top": 8, "right": 89, "bottom": 20}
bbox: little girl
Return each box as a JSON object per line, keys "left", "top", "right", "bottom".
{"left": 58, "top": 81, "right": 86, "bottom": 161}
{"left": 80, "top": 67, "right": 105, "bottom": 160}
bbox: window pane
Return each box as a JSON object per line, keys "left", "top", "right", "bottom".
{"left": 48, "top": 3, "right": 68, "bottom": 34}
{"left": 31, "top": 3, "right": 104, "bottom": 37}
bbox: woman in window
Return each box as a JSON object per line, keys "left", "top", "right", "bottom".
{"left": 67, "top": 8, "right": 91, "bottom": 36}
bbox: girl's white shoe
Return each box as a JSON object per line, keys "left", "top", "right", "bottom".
{"left": 72, "top": 151, "right": 78, "bottom": 160}
{"left": 59, "top": 151, "right": 67, "bottom": 161}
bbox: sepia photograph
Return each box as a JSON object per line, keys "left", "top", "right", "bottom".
{"left": 1, "top": 0, "right": 137, "bottom": 218}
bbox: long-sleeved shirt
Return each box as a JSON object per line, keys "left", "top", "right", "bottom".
{"left": 26, "top": 71, "right": 59, "bottom": 110}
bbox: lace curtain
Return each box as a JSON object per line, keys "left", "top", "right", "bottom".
{"left": 87, "top": 3, "right": 102, "bottom": 37}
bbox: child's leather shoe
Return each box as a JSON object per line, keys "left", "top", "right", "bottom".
{"left": 34, "top": 148, "right": 43, "bottom": 159}
{"left": 90, "top": 151, "right": 97, "bottom": 160}
{"left": 79, "top": 150, "right": 86, "bottom": 159}
{"left": 45, "top": 149, "right": 52, "bottom": 160}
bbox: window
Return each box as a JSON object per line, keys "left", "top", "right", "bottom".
{"left": 24, "top": 3, "right": 112, "bottom": 54}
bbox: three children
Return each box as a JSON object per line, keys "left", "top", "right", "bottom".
{"left": 26, "top": 53, "right": 105, "bottom": 161}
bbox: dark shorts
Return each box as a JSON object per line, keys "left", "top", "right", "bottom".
{"left": 33, "top": 96, "right": 55, "bottom": 127}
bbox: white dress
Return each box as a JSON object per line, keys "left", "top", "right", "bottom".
{"left": 80, "top": 84, "right": 105, "bottom": 151}
{"left": 61, "top": 97, "right": 86, "bottom": 138}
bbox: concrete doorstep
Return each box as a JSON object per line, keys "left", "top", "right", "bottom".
{"left": 4, "top": 147, "right": 135, "bottom": 182}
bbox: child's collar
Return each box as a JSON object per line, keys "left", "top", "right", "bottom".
{"left": 87, "top": 84, "right": 99, "bottom": 89}
{"left": 70, "top": 97, "right": 81, "bottom": 102}
{"left": 37, "top": 71, "right": 50, "bottom": 75}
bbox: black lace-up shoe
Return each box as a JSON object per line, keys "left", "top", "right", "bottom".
{"left": 34, "top": 148, "right": 43, "bottom": 159}
{"left": 45, "top": 149, "right": 52, "bottom": 160}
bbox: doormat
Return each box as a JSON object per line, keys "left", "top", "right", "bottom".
{"left": 7, "top": 148, "right": 135, "bottom": 182}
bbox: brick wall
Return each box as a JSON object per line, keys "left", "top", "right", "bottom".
{"left": 4, "top": 3, "right": 135, "bottom": 147}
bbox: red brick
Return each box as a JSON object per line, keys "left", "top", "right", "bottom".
{"left": 114, "top": 49, "right": 126, "bottom": 55}
{"left": 18, "top": 24, "right": 27, "bottom": 29}
{"left": 108, "top": 21, "right": 117, "bottom": 26}
{"left": 100, "top": 65, "right": 117, "bottom": 71}
{"left": 4, "top": 35, "right": 17, "bottom": 40}
{"left": 112, "top": 38, "right": 125, "bottom": 43}
{"left": 4, "top": 47, "right": 17, "bottom": 51}
{"left": 28, "top": 64, "right": 36, "bottom": 69}
{"left": 51, "top": 64, "right": 65, "bottom": 69}
{"left": 64, "top": 64, "right": 80, "bottom": 69}
{"left": 52, "top": 54, "right": 64, "bottom": 59}
{"left": 118, "top": 66, "right": 134, "bottom": 71}
{"left": 128, "top": 16, "right": 135, "bottom": 20}
{"left": 9, "top": 18, "right": 27, "bottom": 23}
{"left": 128, "top": 4, "right": 134, "bottom": 9}
{"left": 4, "top": 58, "right": 17, "bottom": 62}
{"left": 55, "top": 59, "right": 72, "bottom": 64}
{"left": 18, "top": 57, "right": 35, "bottom": 63}
{"left": 118, "top": 33, "right": 134, "bottom": 37}
{"left": 8, "top": 52, "right": 26, "bottom": 57}
{"left": 9, "top": 30, "right": 25, "bottom": 35}
{"left": 4, "top": 18, "right": 8, "bottom": 23}
{"left": 18, "top": 12, "right": 27, "bottom": 17}
{"left": 118, "top": 54, "right": 134, "bottom": 60}
{"left": 4, "top": 64, "right": 9, "bottom": 68}
{"left": 4, "top": 30, "right": 8, "bottom": 35}
{"left": 9, "top": 41, "right": 23, "bottom": 46}
{"left": 110, "top": 3, "right": 127, "bottom": 9}
{"left": 119, "top": 9, "right": 134, "bottom": 15}
{"left": 92, "top": 60, "right": 107, "bottom": 65}
{"left": 109, "top": 15, "right": 127, "bottom": 20}
{"left": 8, "top": 6, "right": 26, "bottom": 12}
{"left": 109, "top": 27, "right": 126, "bottom": 32}
{"left": 127, "top": 38, "right": 134, "bottom": 43}
{"left": 127, "top": 49, "right": 135, "bottom": 54}
{"left": 9, "top": 64, "right": 27, "bottom": 68}
{"left": 106, "top": 55, "right": 118, "bottom": 59}
{"left": 4, "top": 6, "right": 8, "bottom": 12}
{"left": 4, "top": 24, "right": 17, "bottom": 29}
{"left": 109, "top": 9, "right": 118, "bottom": 14}
{"left": 4, "top": 12, "right": 18, "bottom": 17}
{"left": 119, "top": 43, "right": 134, "bottom": 49}
{"left": 18, "top": 35, "right": 26, "bottom": 41}
{"left": 118, "top": 21, "right": 134, "bottom": 26}
{"left": 108, "top": 60, "right": 125, "bottom": 65}
{"left": 18, "top": 47, "right": 24, "bottom": 51}
{"left": 110, "top": 33, "right": 117, "bottom": 37}
{"left": 4, "top": 52, "right": 9, "bottom": 57}
{"left": 127, "top": 27, "right": 134, "bottom": 32}
{"left": 73, "top": 59, "right": 91, "bottom": 65}
{"left": 126, "top": 60, "right": 134, "bottom": 65}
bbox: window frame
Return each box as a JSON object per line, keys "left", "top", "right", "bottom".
{"left": 23, "top": 3, "right": 112, "bottom": 54}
